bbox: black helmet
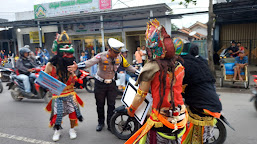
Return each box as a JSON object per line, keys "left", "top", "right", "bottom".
{"left": 19, "top": 47, "right": 31, "bottom": 57}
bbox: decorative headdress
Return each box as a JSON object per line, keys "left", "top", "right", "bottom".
{"left": 173, "top": 37, "right": 184, "bottom": 55}
{"left": 52, "top": 31, "right": 74, "bottom": 56}
{"left": 145, "top": 19, "right": 175, "bottom": 59}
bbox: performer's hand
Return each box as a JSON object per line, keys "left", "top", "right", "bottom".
{"left": 126, "top": 107, "right": 135, "bottom": 117}
{"left": 67, "top": 61, "right": 78, "bottom": 72}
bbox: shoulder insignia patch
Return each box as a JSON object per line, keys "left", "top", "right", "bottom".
{"left": 96, "top": 54, "right": 101, "bottom": 59}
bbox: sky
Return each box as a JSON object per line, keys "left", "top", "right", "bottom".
{"left": 0, "top": 0, "right": 210, "bottom": 28}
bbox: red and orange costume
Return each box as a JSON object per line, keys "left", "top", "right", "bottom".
{"left": 125, "top": 19, "right": 188, "bottom": 144}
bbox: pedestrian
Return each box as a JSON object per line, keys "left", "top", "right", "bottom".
{"left": 35, "top": 47, "right": 40, "bottom": 56}
{"left": 134, "top": 46, "right": 143, "bottom": 66}
{"left": 80, "top": 51, "right": 87, "bottom": 62}
{"left": 181, "top": 44, "right": 222, "bottom": 144}
{"left": 44, "top": 31, "right": 84, "bottom": 142}
{"left": 125, "top": 19, "right": 187, "bottom": 144}
{"left": 141, "top": 45, "right": 147, "bottom": 66}
{"left": 0, "top": 50, "right": 4, "bottom": 59}
{"left": 90, "top": 49, "right": 97, "bottom": 76}
{"left": 233, "top": 51, "right": 248, "bottom": 81}
{"left": 68, "top": 38, "right": 139, "bottom": 132}
{"left": 116, "top": 48, "right": 129, "bottom": 91}
{"left": 237, "top": 42, "right": 245, "bottom": 53}
{"left": 225, "top": 40, "right": 239, "bottom": 57}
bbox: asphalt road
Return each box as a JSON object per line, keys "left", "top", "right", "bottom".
{"left": 0, "top": 82, "right": 256, "bottom": 144}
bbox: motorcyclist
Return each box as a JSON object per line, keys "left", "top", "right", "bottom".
{"left": 16, "top": 47, "right": 38, "bottom": 97}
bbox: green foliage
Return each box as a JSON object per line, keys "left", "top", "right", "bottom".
{"left": 171, "top": 23, "right": 179, "bottom": 31}
{"left": 171, "top": 0, "right": 197, "bottom": 7}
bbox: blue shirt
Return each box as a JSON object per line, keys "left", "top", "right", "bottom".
{"left": 235, "top": 56, "right": 248, "bottom": 64}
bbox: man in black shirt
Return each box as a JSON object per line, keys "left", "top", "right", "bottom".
{"left": 225, "top": 40, "right": 239, "bottom": 57}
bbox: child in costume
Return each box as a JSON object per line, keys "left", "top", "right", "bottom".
{"left": 44, "top": 31, "right": 84, "bottom": 142}
{"left": 125, "top": 19, "right": 188, "bottom": 144}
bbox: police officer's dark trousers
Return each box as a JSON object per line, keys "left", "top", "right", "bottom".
{"left": 94, "top": 79, "right": 117, "bottom": 127}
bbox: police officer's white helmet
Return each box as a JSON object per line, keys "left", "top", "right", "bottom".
{"left": 108, "top": 38, "right": 124, "bottom": 53}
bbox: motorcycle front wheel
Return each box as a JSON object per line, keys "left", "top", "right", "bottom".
{"left": 110, "top": 112, "right": 140, "bottom": 140}
{"left": 84, "top": 78, "right": 95, "bottom": 93}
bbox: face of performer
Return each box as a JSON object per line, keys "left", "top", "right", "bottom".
{"left": 108, "top": 49, "right": 120, "bottom": 58}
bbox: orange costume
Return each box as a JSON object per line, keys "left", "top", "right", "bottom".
{"left": 125, "top": 19, "right": 188, "bottom": 144}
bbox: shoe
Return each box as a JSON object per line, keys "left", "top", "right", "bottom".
{"left": 52, "top": 130, "right": 61, "bottom": 142}
{"left": 69, "top": 128, "right": 77, "bottom": 139}
{"left": 96, "top": 124, "right": 104, "bottom": 131}
{"left": 107, "top": 126, "right": 112, "bottom": 133}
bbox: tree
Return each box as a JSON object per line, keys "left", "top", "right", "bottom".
{"left": 172, "top": 0, "right": 197, "bottom": 7}
{"left": 171, "top": 23, "right": 179, "bottom": 31}
{"left": 172, "top": 0, "right": 216, "bottom": 77}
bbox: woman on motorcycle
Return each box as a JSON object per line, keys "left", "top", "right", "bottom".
{"left": 125, "top": 19, "right": 188, "bottom": 144}
{"left": 181, "top": 44, "right": 222, "bottom": 144}
{"left": 44, "top": 31, "right": 84, "bottom": 142}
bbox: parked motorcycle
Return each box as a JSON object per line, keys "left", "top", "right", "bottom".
{"left": 250, "top": 71, "right": 257, "bottom": 111}
{"left": 6, "top": 67, "right": 52, "bottom": 103}
{"left": 74, "top": 69, "right": 95, "bottom": 93}
{"left": 0, "top": 66, "right": 14, "bottom": 82}
{"left": 110, "top": 105, "right": 140, "bottom": 140}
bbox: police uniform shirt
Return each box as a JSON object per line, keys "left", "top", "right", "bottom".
{"left": 83, "top": 51, "right": 136, "bottom": 80}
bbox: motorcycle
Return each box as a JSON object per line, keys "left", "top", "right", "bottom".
{"left": 6, "top": 67, "right": 52, "bottom": 103}
{"left": 0, "top": 66, "right": 14, "bottom": 82}
{"left": 110, "top": 81, "right": 234, "bottom": 144}
{"left": 74, "top": 69, "right": 95, "bottom": 93}
{"left": 250, "top": 71, "right": 257, "bottom": 111}
{"left": 110, "top": 106, "right": 234, "bottom": 144}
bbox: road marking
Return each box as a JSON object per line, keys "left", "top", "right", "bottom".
{"left": 0, "top": 132, "right": 57, "bottom": 144}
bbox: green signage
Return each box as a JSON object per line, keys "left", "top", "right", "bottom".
{"left": 34, "top": 0, "right": 111, "bottom": 19}
{"left": 49, "top": 0, "right": 92, "bottom": 9}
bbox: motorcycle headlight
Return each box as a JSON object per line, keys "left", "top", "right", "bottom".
{"left": 0, "top": 72, "right": 2, "bottom": 78}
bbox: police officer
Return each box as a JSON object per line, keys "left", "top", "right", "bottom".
{"left": 68, "top": 38, "right": 139, "bottom": 131}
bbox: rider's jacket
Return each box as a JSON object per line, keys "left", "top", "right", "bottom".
{"left": 16, "top": 57, "right": 38, "bottom": 75}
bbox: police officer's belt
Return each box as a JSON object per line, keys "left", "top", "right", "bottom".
{"left": 95, "top": 74, "right": 114, "bottom": 84}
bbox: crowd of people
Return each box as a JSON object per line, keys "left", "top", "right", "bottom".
{"left": 12, "top": 19, "right": 224, "bottom": 144}
{"left": 224, "top": 40, "right": 248, "bottom": 81}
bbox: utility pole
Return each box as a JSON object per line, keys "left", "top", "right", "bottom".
{"left": 207, "top": 0, "right": 216, "bottom": 77}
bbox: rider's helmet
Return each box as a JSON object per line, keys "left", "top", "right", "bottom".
{"left": 19, "top": 47, "right": 31, "bottom": 58}
{"left": 145, "top": 19, "right": 175, "bottom": 60}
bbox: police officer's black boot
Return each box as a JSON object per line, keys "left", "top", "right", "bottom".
{"left": 96, "top": 123, "right": 104, "bottom": 131}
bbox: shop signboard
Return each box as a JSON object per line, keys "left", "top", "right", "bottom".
{"left": 34, "top": 0, "right": 112, "bottom": 19}
{"left": 73, "top": 21, "right": 121, "bottom": 33}
{"left": 29, "top": 31, "right": 45, "bottom": 43}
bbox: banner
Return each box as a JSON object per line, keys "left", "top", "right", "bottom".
{"left": 34, "top": 0, "right": 112, "bottom": 19}
{"left": 29, "top": 31, "right": 45, "bottom": 43}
